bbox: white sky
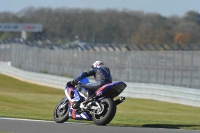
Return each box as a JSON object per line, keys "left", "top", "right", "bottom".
{"left": 1, "top": 0, "right": 199, "bottom": 17}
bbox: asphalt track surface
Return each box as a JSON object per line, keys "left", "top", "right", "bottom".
{"left": 0, "top": 118, "right": 199, "bottom": 133}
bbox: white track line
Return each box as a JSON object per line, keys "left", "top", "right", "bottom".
{"left": 0, "top": 117, "right": 88, "bottom": 124}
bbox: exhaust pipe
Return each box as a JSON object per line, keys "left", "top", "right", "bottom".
{"left": 115, "top": 96, "right": 125, "bottom": 105}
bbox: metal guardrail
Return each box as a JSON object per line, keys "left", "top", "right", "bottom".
{"left": 0, "top": 62, "right": 200, "bottom": 107}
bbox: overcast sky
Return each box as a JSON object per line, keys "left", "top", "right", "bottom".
{"left": 1, "top": 0, "right": 200, "bottom": 17}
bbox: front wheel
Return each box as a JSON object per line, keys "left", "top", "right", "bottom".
{"left": 92, "top": 98, "right": 116, "bottom": 125}
{"left": 54, "top": 97, "right": 70, "bottom": 123}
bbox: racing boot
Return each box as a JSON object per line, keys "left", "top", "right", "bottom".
{"left": 72, "top": 101, "right": 81, "bottom": 110}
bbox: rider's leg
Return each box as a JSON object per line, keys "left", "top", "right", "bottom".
{"left": 82, "top": 80, "right": 105, "bottom": 91}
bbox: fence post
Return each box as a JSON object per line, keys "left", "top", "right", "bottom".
{"left": 155, "top": 51, "right": 159, "bottom": 83}
{"left": 22, "top": 43, "right": 26, "bottom": 70}
{"left": 140, "top": 52, "right": 144, "bottom": 82}
{"left": 3, "top": 43, "right": 6, "bottom": 61}
{"left": 172, "top": 51, "right": 175, "bottom": 86}
{"left": 147, "top": 51, "right": 151, "bottom": 83}
{"left": 163, "top": 51, "right": 167, "bottom": 85}
{"left": 127, "top": 53, "right": 131, "bottom": 82}
{"left": 10, "top": 43, "right": 15, "bottom": 66}
{"left": 113, "top": 51, "right": 116, "bottom": 79}
{"left": 133, "top": 51, "right": 136, "bottom": 82}
{"left": 119, "top": 52, "right": 122, "bottom": 79}
{"left": 190, "top": 51, "right": 194, "bottom": 88}
{"left": 180, "top": 51, "right": 184, "bottom": 87}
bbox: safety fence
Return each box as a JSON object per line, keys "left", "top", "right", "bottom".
{"left": 0, "top": 61, "right": 200, "bottom": 107}
{"left": 1, "top": 40, "right": 200, "bottom": 52}
{"left": 0, "top": 42, "right": 200, "bottom": 89}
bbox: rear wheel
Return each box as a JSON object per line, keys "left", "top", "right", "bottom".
{"left": 54, "top": 98, "right": 69, "bottom": 123}
{"left": 92, "top": 98, "right": 116, "bottom": 125}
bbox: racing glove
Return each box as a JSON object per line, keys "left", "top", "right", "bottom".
{"left": 76, "top": 82, "right": 82, "bottom": 91}
{"left": 71, "top": 79, "right": 78, "bottom": 86}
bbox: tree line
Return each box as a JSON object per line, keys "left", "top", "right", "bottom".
{"left": 1, "top": 7, "right": 200, "bottom": 45}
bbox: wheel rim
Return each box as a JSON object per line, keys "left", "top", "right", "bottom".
{"left": 93, "top": 101, "right": 109, "bottom": 120}
{"left": 55, "top": 101, "right": 69, "bottom": 119}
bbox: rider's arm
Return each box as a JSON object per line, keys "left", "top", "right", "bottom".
{"left": 75, "top": 68, "right": 95, "bottom": 82}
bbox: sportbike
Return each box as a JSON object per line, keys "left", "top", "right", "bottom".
{"left": 53, "top": 78, "right": 127, "bottom": 125}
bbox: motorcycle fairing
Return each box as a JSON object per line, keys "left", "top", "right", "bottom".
{"left": 95, "top": 81, "right": 127, "bottom": 98}
{"left": 65, "top": 86, "right": 82, "bottom": 102}
{"left": 65, "top": 86, "right": 92, "bottom": 120}
{"left": 68, "top": 108, "right": 91, "bottom": 120}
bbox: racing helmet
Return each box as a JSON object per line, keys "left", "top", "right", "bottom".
{"left": 92, "top": 61, "right": 105, "bottom": 68}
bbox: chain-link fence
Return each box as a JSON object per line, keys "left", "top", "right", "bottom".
{"left": 1, "top": 42, "right": 200, "bottom": 89}
{"left": 0, "top": 43, "right": 11, "bottom": 62}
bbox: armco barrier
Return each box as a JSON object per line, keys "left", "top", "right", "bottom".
{"left": 0, "top": 61, "right": 200, "bottom": 107}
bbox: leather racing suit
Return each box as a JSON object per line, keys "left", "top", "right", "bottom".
{"left": 74, "top": 66, "right": 112, "bottom": 91}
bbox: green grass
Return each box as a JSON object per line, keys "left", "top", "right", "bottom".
{"left": 0, "top": 74, "right": 200, "bottom": 130}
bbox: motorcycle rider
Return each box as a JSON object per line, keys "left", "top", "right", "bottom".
{"left": 67, "top": 61, "right": 112, "bottom": 109}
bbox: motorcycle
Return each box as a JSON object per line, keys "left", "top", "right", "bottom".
{"left": 53, "top": 78, "right": 127, "bottom": 125}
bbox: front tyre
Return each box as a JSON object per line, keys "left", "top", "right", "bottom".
{"left": 92, "top": 98, "right": 116, "bottom": 125}
{"left": 54, "top": 98, "right": 69, "bottom": 123}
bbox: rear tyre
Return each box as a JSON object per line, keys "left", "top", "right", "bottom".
{"left": 54, "top": 98, "right": 69, "bottom": 123}
{"left": 92, "top": 98, "right": 116, "bottom": 125}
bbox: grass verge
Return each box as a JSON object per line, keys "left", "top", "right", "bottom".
{"left": 0, "top": 74, "right": 200, "bottom": 130}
